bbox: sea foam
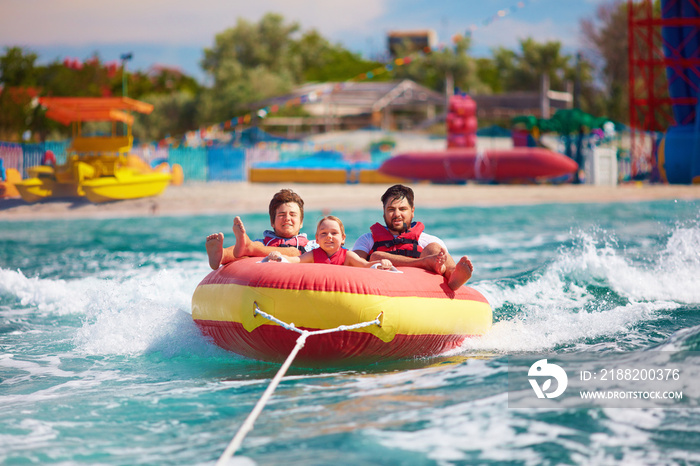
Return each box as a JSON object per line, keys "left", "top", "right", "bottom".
{"left": 458, "top": 223, "right": 698, "bottom": 353}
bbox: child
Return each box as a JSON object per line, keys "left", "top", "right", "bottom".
{"left": 266, "top": 215, "right": 393, "bottom": 269}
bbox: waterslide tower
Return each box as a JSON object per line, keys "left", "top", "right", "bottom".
{"left": 628, "top": 0, "right": 700, "bottom": 183}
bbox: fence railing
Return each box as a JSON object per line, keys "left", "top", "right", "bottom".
{"left": 0, "top": 142, "right": 248, "bottom": 182}
{"left": 170, "top": 147, "right": 208, "bottom": 181}
{"left": 0, "top": 141, "right": 71, "bottom": 178}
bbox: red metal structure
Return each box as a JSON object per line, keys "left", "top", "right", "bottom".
{"left": 627, "top": 0, "right": 700, "bottom": 178}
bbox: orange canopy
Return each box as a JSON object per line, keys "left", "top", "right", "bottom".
{"left": 39, "top": 97, "right": 154, "bottom": 125}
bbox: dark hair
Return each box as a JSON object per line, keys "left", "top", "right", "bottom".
{"left": 381, "top": 184, "right": 414, "bottom": 208}
{"left": 317, "top": 215, "right": 345, "bottom": 239}
{"left": 269, "top": 189, "right": 304, "bottom": 223}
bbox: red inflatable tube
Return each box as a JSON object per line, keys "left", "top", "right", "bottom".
{"left": 378, "top": 147, "right": 579, "bottom": 183}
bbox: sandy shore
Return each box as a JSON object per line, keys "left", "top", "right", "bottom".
{"left": 1, "top": 182, "right": 700, "bottom": 221}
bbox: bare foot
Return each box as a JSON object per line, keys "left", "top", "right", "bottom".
{"left": 232, "top": 216, "right": 252, "bottom": 258}
{"left": 206, "top": 232, "right": 224, "bottom": 270}
{"left": 424, "top": 251, "right": 447, "bottom": 275}
{"left": 448, "top": 256, "right": 473, "bottom": 290}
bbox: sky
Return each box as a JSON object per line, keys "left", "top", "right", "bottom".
{"left": 0, "top": 0, "right": 609, "bottom": 83}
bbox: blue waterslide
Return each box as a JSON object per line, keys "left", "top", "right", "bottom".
{"left": 660, "top": 0, "right": 700, "bottom": 183}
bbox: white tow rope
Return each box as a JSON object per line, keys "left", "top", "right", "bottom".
{"left": 216, "top": 302, "right": 382, "bottom": 465}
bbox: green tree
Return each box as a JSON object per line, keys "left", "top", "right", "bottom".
{"left": 127, "top": 67, "right": 201, "bottom": 101}
{"left": 475, "top": 57, "right": 503, "bottom": 93}
{"left": 475, "top": 38, "right": 610, "bottom": 124}
{"left": 37, "top": 54, "right": 121, "bottom": 98}
{"left": 580, "top": 0, "right": 629, "bottom": 122}
{"left": 392, "top": 35, "right": 486, "bottom": 96}
{"left": 292, "top": 30, "right": 385, "bottom": 82}
{"left": 484, "top": 47, "right": 517, "bottom": 92}
{"left": 199, "top": 13, "right": 302, "bottom": 123}
{"left": 489, "top": 39, "right": 573, "bottom": 93}
{"left": 1, "top": 46, "right": 38, "bottom": 86}
{"left": 133, "top": 91, "right": 199, "bottom": 142}
{"left": 480, "top": 38, "right": 610, "bottom": 116}
{"left": 562, "top": 54, "right": 605, "bottom": 117}
{"left": 31, "top": 54, "right": 126, "bottom": 140}
{"left": 121, "top": 66, "right": 203, "bottom": 140}
{"left": 0, "top": 47, "right": 40, "bottom": 140}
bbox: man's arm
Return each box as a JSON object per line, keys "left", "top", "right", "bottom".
{"left": 351, "top": 233, "right": 373, "bottom": 260}
{"left": 369, "top": 241, "right": 447, "bottom": 275}
{"left": 353, "top": 250, "right": 370, "bottom": 260}
{"left": 354, "top": 230, "right": 444, "bottom": 272}
{"left": 368, "top": 250, "right": 441, "bottom": 270}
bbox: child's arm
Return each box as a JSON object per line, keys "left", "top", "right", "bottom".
{"left": 344, "top": 250, "right": 393, "bottom": 269}
{"left": 298, "top": 251, "right": 314, "bottom": 263}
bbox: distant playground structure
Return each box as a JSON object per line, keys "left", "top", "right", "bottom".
{"left": 629, "top": 0, "right": 700, "bottom": 184}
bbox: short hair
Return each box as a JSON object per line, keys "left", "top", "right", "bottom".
{"left": 317, "top": 215, "right": 345, "bottom": 239}
{"left": 381, "top": 184, "right": 414, "bottom": 208}
{"left": 269, "top": 189, "right": 304, "bottom": 223}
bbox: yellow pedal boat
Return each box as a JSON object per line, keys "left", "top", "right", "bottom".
{"left": 15, "top": 97, "right": 181, "bottom": 204}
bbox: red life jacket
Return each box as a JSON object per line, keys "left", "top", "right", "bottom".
{"left": 313, "top": 247, "right": 348, "bottom": 265}
{"left": 263, "top": 232, "right": 309, "bottom": 252}
{"left": 370, "top": 222, "right": 424, "bottom": 258}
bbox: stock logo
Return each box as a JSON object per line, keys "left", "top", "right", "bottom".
{"left": 528, "top": 359, "right": 568, "bottom": 399}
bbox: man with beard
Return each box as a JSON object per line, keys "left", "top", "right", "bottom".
{"left": 352, "top": 184, "right": 473, "bottom": 291}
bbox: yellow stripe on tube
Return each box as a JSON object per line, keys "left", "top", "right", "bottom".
{"left": 192, "top": 283, "right": 492, "bottom": 343}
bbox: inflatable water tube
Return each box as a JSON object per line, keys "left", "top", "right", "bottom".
{"left": 191, "top": 257, "right": 492, "bottom": 365}
{"left": 379, "top": 147, "right": 578, "bottom": 183}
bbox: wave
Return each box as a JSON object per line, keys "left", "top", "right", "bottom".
{"left": 0, "top": 262, "right": 223, "bottom": 358}
{"left": 656, "top": 324, "right": 700, "bottom": 352}
{"left": 459, "top": 222, "right": 700, "bottom": 353}
{"left": 0, "top": 268, "right": 80, "bottom": 314}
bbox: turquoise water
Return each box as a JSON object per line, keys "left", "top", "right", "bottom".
{"left": 2, "top": 199, "right": 700, "bottom": 465}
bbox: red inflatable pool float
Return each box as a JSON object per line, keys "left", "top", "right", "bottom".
{"left": 191, "top": 258, "right": 492, "bottom": 366}
{"left": 379, "top": 147, "right": 578, "bottom": 183}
